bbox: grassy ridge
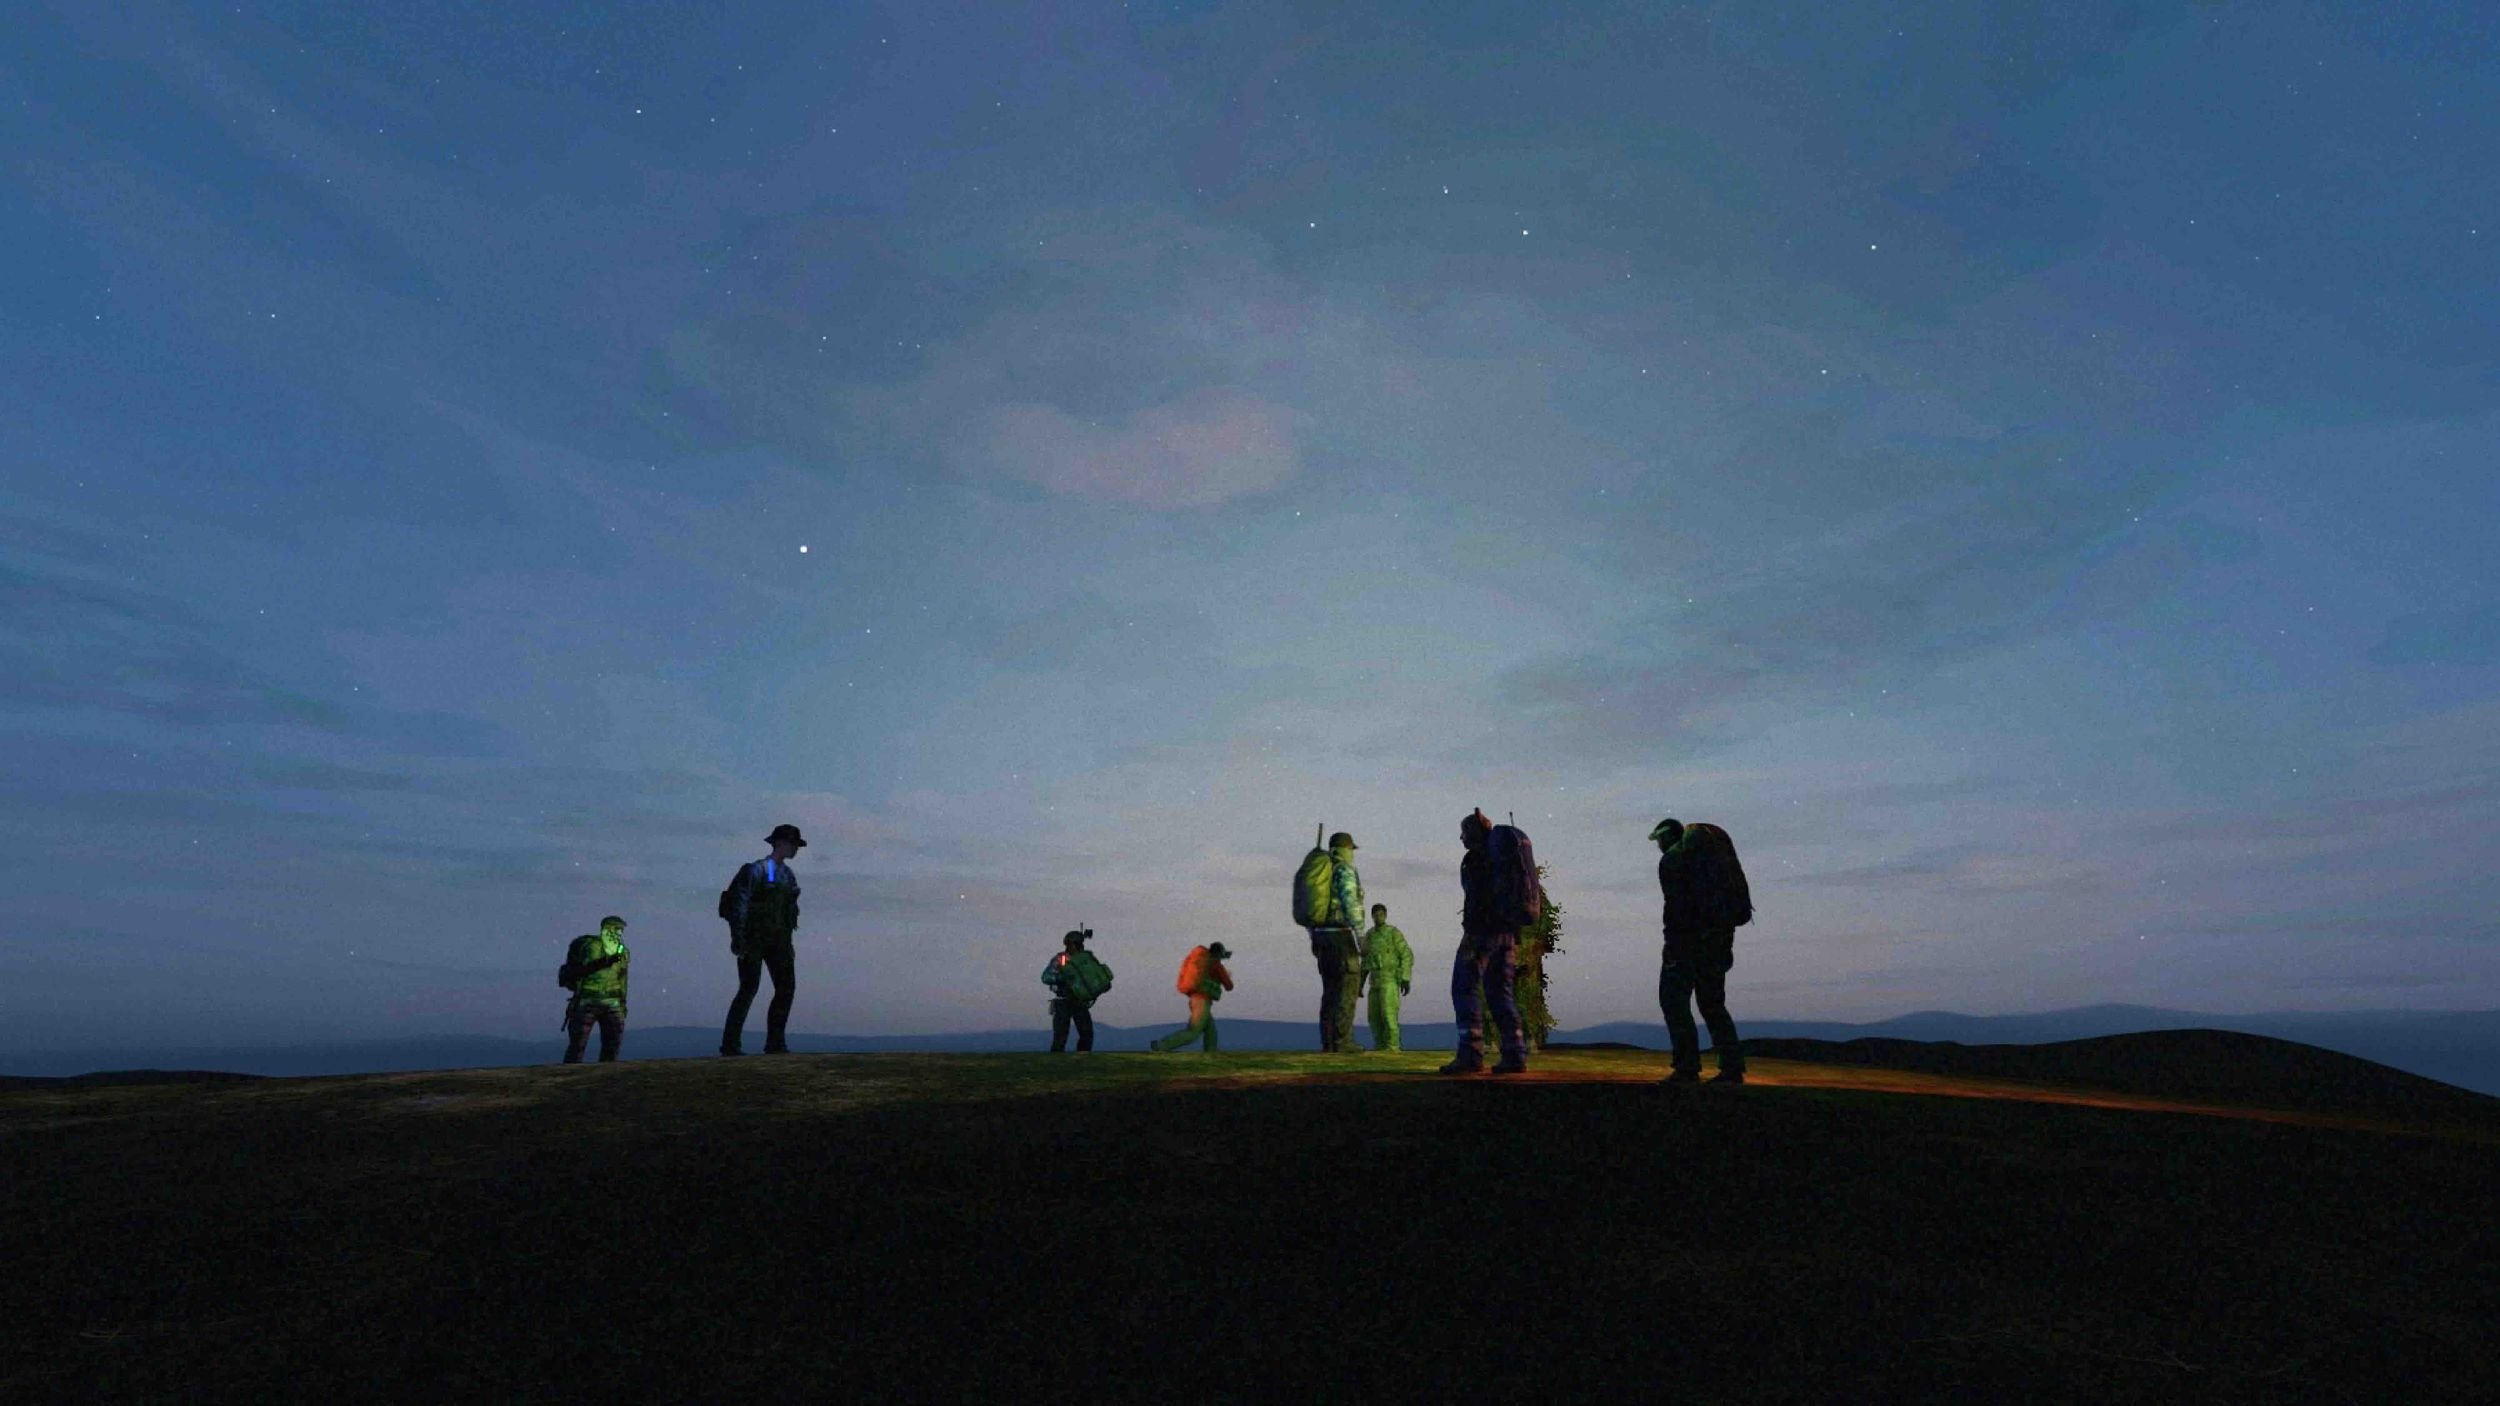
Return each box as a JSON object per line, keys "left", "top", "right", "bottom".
{"left": 6, "top": 1050, "right": 2494, "bottom": 1401}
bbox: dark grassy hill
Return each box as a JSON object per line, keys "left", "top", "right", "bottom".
{"left": 5, "top": 1049, "right": 2494, "bottom": 1402}
{"left": 1742, "top": 1029, "right": 2500, "bottom": 1129}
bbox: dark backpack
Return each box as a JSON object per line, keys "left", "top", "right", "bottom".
{"left": 557, "top": 934, "right": 591, "bottom": 990}
{"left": 1686, "top": 822, "right": 1754, "bottom": 928}
{"left": 1484, "top": 823, "right": 1544, "bottom": 931}
{"left": 718, "top": 867, "right": 744, "bottom": 927}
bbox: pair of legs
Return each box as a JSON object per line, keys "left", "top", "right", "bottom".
{"left": 1309, "top": 928, "right": 1362, "bottom": 1051}
{"left": 1151, "top": 994, "right": 1218, "bottom": 1052}
{"left": 722, "top": 936, "right": 796, "bottom": 1054}
{"left": 1448, "top": 931, "right": 1527, "bottom": 1071}
{"left": 1660, "top": 937, "right": 1743, "bottom": 1077}
{"left": 1366, "top": 978, "right": 1403, "bottom": 1051}
{"left": 563, "top": 1006, "right": 624, "bottom": 1063}
{"left": 1049, "top": 998, "right": 1095, "bottom": 1052}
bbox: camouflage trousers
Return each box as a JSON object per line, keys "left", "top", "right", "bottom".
{"left": 563, "top": 1005, "right": 625, "bottom": 1064}
{"left": 1309, "top": 927, "right": 1363, "bottom": 1052}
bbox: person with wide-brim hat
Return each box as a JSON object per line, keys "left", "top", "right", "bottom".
{"left": 720, "top": 824, "right": 806, "bottom": 1055}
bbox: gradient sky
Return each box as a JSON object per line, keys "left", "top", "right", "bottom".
{"left": 6, "top": 2, "right": 2497, "bottom": 1051}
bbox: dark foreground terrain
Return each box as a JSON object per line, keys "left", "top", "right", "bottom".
{"left": 5, "top": 1046, "right": 2494, "bottom": 1403}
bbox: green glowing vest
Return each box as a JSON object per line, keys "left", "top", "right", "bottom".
{"left": 566, "top": 930, "right": 630, "bottom": 1009}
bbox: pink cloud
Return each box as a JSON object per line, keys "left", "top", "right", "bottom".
{"left": 974, "top": 388, "right": 1304, "bottom": 509}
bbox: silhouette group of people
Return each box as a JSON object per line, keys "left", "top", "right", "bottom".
{"left": 556, "top": 809, "right": 1757, "bottom": 1086}
{"left": 1031, "top": 808, "right": 1756, "bottom": 1083}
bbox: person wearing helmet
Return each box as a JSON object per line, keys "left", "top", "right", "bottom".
{"left": 558, "top": 915, "right": 632, "bottom": 1064}
{"left": 1359, "top": 902, "right": 1413, "bottom": 1052}
{"left": 1150, "top": 943, "right": 1233, "bottom": 1053}
{"left": 1652, "top": 817, "right": 1753, "bottom": 1086}
{"left": 721, "top": 823, "right": 806, "bottom": 1056}
{"left": 1304, "top": 831, "right": 1367, "bottom": 1053}
{"left": 1041, "top": 928, "right": 1115, "bottom": 1052}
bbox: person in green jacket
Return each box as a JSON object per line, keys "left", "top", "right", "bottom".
{"left": 559, "top": 916, "right": 631, "bottom": 1064}
{"left": 1359, "top": 903, "right": 1413, "bottom": 1052}
{"left": 1041, "top": 928, "right": 1114, "bottom": 1052}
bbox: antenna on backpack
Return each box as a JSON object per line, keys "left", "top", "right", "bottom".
{"left": 1316, "top": 822, "right": 1325, "bottom": 849}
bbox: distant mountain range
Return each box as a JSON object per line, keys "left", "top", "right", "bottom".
{"left": 7, "top": 1003, "right": 2498, "bottom": 1095}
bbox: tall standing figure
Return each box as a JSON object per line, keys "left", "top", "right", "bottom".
{"left": 1360, "top": 903, "right": 1413, "bottom": 1052}
{"left": 1293, "top": 829, "right": 1367, "bottom": 1053}
{"left": 1444, "top": 809, "right": 1536, "bottom": 1075}
{"left": 720, "top": 823, "right": 806, "bottom": 1056}
{"left": 1041, "top": 928, "right": 1114, "bottom": 1052}
{"left": 1652, "top": 818, "right": 1753, "bottom": 1085}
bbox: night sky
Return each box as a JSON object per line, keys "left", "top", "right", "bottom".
{"left": 7, "top": 2, "right": 2496, "bottom": 1051}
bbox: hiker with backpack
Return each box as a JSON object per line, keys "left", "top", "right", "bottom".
{"left": 1292, "top": 827, "right": 1367, "bottom": 1053}
{"left": 557, "top": 915, "right": 632, "bottom": 1064}
{"left": 1652, "top": 818, "right": 1754, "bottom": 1085}
{"left": 1444, "top": 809, "right": 1538, "bottom": 1075}
{"left": 1149, "top": 943, "right": 1233, "bottom": 1053}
{"left": 719, "top": 823, "right": 805, "bottom": 1056}
{"left": 1041, "top": 928, "right": 1114, "bottom": 1053}
{"left": 1359, "top": 903, "right": 1413, "bottom": 1052}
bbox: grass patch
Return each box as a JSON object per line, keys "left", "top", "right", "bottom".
{"left": 5, "top": 1050, "right": 2491, "bottom": 1401}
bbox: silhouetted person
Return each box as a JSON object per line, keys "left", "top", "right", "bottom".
{"left": 1360, "top": 902, "right": 1413, "bottom": 1052}
{"left": 1444, "top": 809, "right": 1532, "bottom": 1075}
{"left": 1652, "top": 818, "right": 1754, "bottom": 1085}
{"left": 1150, "top": 943, "right": 1233, "bottom": 1053}
{"left": 721, "top": 823, "right": 805, "bottom": 1056}
{"left": 1297, "top": 830, "right": 1366, "bottom": 1052}
{"left": 559, "top": 915, "right": 631, "bottom": 1063}
{"left": 1042, "top": 928, "right": 1114, "bottom": 1052}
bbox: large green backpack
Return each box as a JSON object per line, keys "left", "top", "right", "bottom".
{"left": 1291, "top": 824, "right": 1338, "bottom": 927}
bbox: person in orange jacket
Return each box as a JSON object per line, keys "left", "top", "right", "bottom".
{"left": 1149, "top": 943, "right": 1233, "bottom": 1053}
